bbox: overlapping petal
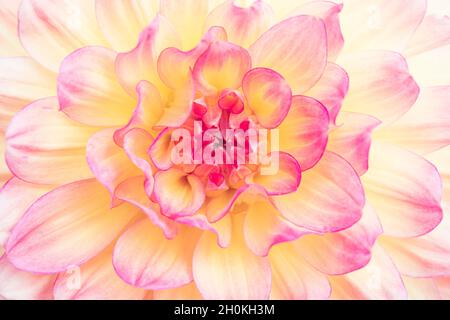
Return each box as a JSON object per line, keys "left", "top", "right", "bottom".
{"left": 6, "top": 98, "right": 97, "bottom": 185}
{"left": 113, "top": 219, "right": 200, "bottom": 290}
{"left": 272, "top": 152, "right": 365, "bottom": 233}
{"left": 362, "top": 142, "right": 443, "bottom": 237}
{"left": 6, "top": 179, "right": 138, "bottom": 273}
{"left": 58, "top": 46, "right": 135, "bottom": 127}
{"left": 249, "top": 15, "right": 327, "bottom": 93}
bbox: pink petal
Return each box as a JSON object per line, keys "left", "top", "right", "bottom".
{"left": 115, "top": 15, "right": 180, "bottom": 97}
{"left": 6, "top": 179, "right": 138, "bottom": 273}
{"left": 295, "top": 204, "right": 383, "bottom": 275}
{"left": 374, "top": 86, "right": 450, "bottom": 155}
{"left": 435, "top": 277, "right": 450, "bottom": 299}
{"left": 154, "top": 283, "right": 202, "bottom": 300}
{"left": 58, "top": 46, "right": 135, "bottom": 127}
{"left": 193, "top": 40, "right": 251, "bottom": 96}
{"left": 328, "top": 112, "right": 381, "bottom": 176}
{"left": 330, "top": 244, "right": 407, "bottom": 300}
{"left": 0, "top": 138, "right": 10, "bottom": 187}
{"left": 87, "top": 128, "right": 142, "bottom": 205}
{"left": 269, "top": 243, "right": 331, "bottom": 300}
{"left": 405, "top": 14, "right": 450, "bottom": 57}
{"left": 305, "top": 62, "right": 349, "bottom": 125}
{"left": 114, "top": 81, "right": 164, "bottom": 146}
{"left": 340, "top": 51, "right": 420, "bottom": 124}
{"left": 0, "top": 256, "right": 54, "bottom": 300}
{"left": 278, "top": 96, "right": 329, "bottom": 171}
{"left": 54, "top": 247, "right": 147, "bottom": 300}
{"left": 205, "top": 0, "right": 275, "bottom": 48}
{"left": 244, "top": 193, "right": 312, "bottom": 257}
{"left": 5, "top": 97, "right": 97, "bottom": 185}
{"left": 380, "top": 206, "right": 450, "bottom": 278}
{"left": 95, "top": 0, "right": 158, "bottom": 52}
{"left": 148, "top": 128, "right": 175, "bottom": 171}
{"left": 0, "top": 178, "right": 52, "bottom": 247}
{"left": 205, "top": 187, "right": 248, "bottom": 223}
{"left": 115, "top": 176, "right": 177, "bottom": 239}
{"left": 0, "top": 57, "right": 56, "bottom": 130}
{"left": 272, "top": 152, "right": 365, "bottom": 233}
{"left": 113, "top": 219, "right": 200, "bottom": 290}
{"left": 0, "top": 0, "right": 26, "bottom": 56}
{"left": 160, "top": 0, "right": 209, "bottom": 50}
{"left": 19, "top": 0, "right": 107, "bottom": 71}
{"left": 122, "top": 128, "right": 154, "bottom": 177}
{"left": 154, "top": 169, "right": 205, "bottom": 218}
{"left": 157, "top": 26, "right": 227, "bottom": 89}
{"left": 426, "top": 146, "right": 450, "bottom": 203}
{"left": 362, "top": 142, "right": 443, "bottom": 237}
{"left": 177, "top": 206, "right": 232, "bottom": 248}
{"left": 193, "top": 214, "right": 271, "bottom": 300}
{"left": 289, "top": 1, "right": 344, "bottom": 60}
{"left": 250, "top": 152, "right": 301, "bottom": 196}
{"left": 249, "top": 15, "right": 327, "bottom": 93}
{"left": 403, "top": 276, "right": 441, "bottom": 300}
{"left": 340, "top": 0, "right": 427, "bottom": 52}
{"left": 242, "top": 68, "right": 292, "bottom": 129}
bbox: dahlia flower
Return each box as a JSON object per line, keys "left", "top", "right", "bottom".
{"left": 0, "top": 0, "right": 450, "bottom": 300}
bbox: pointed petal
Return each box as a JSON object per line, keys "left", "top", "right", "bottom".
{"left": 193, "top": 214, "right": 271, "bottom": 300}
{"left": 405, "top": 14, "right": 450, "bottom": 57}
{"left": 380, "top": 207, "right": 450, "bottom": 278}
{"left": 54, "top": 248, "right": 147, "bottom": 300}
{"left": 113, "top": 219, "right": 200, "bottom": 290}
{"left": 19, "top": 0, "right": 107, "bottom": 71}
{"left": 95, "top": 0, "right": 158, "bottom": 52}
{"left": 0, "top": 57, "right": 56, "bottom": 131}
{"left": 6, "top": 179, "right": 138, "bottom": 273}
{"left": 295, "top": 204, "right": 382, "bottom": 275}
{"left": 160, "top": 0, "right": 209, "bottom": 50}
{"left": 249, "top": 15, "right": 327, "bottom": 93}
{"left": 362, "top": 142, "right": 443, "bottom": 237}
{"left": 0, "top": 178, "right": 52, "bottom": 247}
{"left": 426, "top": 146, "right": 450, "bottom": 203}
{"left": 273, "top": 152, "right": 365, "bottom": 233}
{"left": 205, "top": 0, "right": 275, "bottom": 48}
{"left": 403, "top": 276, "right": 441, "bottom": 300}
{"left": 340, "top": 0, "right": 427, "bottom": 52}
{"left": 278, "top": 96, "right": 329, "bottom": 171}
{"left": 330, "top": 244, "right": 407, "bottom": 300}
{"left": 0, "top": 256, "right": 54, "bottom": 300}
{"left": 305, "top": 62, "right": 349, "bottom": 125}
{"left": 289, "top": 1, "right": 344, "bottom": 60}
{"left": 269, "top": 243, "right": 331, "bottom": 300}
{"left": 340, "top": 51, "right": 420, "bottom": 124}
{"left": 5, "top": 97, "right": 97, "bottom": 185}
{"left": 374, "top": 86, "right": 450, "bottom": 155}
{"left": 328, "top": 112, "right": 381, "bottom": 175}
{"left": 0, "top": 1, "right": 26, "bottom": 56}
{"left": 58, "top": 46, "right": 135, "bottom": 127}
